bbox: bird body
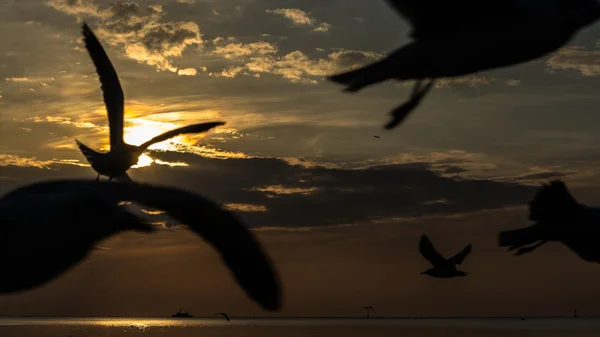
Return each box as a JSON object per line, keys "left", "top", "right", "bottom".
{"left": 0, "top": 180, "right": 281, "bottom": 311}
{"left": 498, "top": 180, "right": 600, "bottom": 263}
{"left": 419, "top": 235, "right": 471, "bottom": 278}
{"left": 327, "top": 0, "right": 600, "bottom": 129}
{"left": 76, "top": 23, "right": 224, "bottom": 181}
{"left": 330, "top": 18, "right": 579, "bottom": 92}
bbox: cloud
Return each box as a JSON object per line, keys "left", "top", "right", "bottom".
{"left": 0, "top": 154, "right": 88, "bottom": 169}
{"left": 312, "top": 23, "right": 331, "bottom": 32}
{"left": 212, "top": 38, "right": 277, "bottom": 59}
{"left": 210, "top": 41, "right": 384, "bottom": 83}
{"left": 223, "top": 203, "right": 268, "bottom": 212}
{"left": 266, "top": 8, "right": 315, "bottom": 25}
{"left": 546, "top": 45, "right": 600, "bottom": 76}
{"left": 47, "top": 0, "right": 204, "bottom": 73}
{"left": 0, "top": 151, "right": 536, "bottom": 229}
{"left": 265, "top": 8, "right": 331, "bottom": 33}
{"left": 177, "top": 68, "right": 198, "bottom": 76}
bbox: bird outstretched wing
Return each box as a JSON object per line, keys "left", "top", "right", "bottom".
{"left": 447, "top": 243, "right": 472, "bottom": 266}
{"left": 384, "top": 0, "right": 528, "bottom": 39}
{"left": 138, "top": 122, "right": 226, "bottom": 151}
{"left": 418, "top": 235, "right": 446, "bottom": 267}
{"left": 0, "top": 180, "right": 281, "bottom": 312}
{"left": 82, "top": 23, "right": 125, "bottom": 151}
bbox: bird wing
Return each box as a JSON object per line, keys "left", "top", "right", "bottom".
{"left": 99, "top": 181, "right": 280, "bottom": 311}
{"left": 0, "top": 180, "right": 281, "bottom": 311}
{"left": 419, "top": 235, "right": 446, "bottom": 267}
{"left": 447, "top": 244, "right": 472, "bottom": 266}
{"left": 82, "top": 23, "right": 125, "bottom": 151}
{"left": 528, "top": 180, "right": 581, "bottom": 224}
{"left": 138, "top": 122, "right": 225, "bottom": 151}
{"left": 384, "top": 0, "right": 528, "bottom": 39}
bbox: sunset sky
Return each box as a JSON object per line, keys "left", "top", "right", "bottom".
{"left": 3, "top": 0, "right": 600, "bottom": 318}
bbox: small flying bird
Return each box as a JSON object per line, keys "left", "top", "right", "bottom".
{"left": 0, "top": 180, "right": 281, "bottom": 311}
{"left": 76, "top": 23, "right": 225, "bottom": 182}
{"left": 328, "top": 0, "right": 600, "bottom": 129}
{"left": 214, "top": 312, "right": 230, "bottom": 321}
{"left": 373, "top": 135, "right": 381, "bottom": 138}
{"left": 498, "top": 180, "right": 600, "bottom": 263}
{"left": 419, "top": 235, "right": 472, "bottom": 278}
{"left": 361, "top": 306, "right": 375, "bottom": 318}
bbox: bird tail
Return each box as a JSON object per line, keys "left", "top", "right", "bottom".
{"left": 327, "top": 61, "right": 391, "bottom": 93}
{"left": 75, "top": 139, "right": 101, "bottom": 165}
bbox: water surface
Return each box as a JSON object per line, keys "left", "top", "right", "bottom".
{"left": 0, "top": 317, "right": 598, "bottom": 337}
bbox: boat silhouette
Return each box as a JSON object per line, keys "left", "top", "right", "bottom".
{"left": 172, "top": 309, "right": 194, "bottom": 318}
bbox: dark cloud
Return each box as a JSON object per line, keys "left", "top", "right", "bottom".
{"left": 0, "top": 152, "right": 535, "bottom": 229}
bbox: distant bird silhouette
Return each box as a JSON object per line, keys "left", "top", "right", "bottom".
{"left": 419, "top": 235, "right": 472, "bottom": 278}
{"left": 0, "top": 180, "right": 281, "bottom": 311}
{"left": 498, "top": 180, "right": 600, "bottom": 263}
{"left": 328, "top": 0, "right": 600, "bottom": 129}
{"left": 214, "top": 312, "right": 230, "bottom": 321}
{"left": 75, "top": 23, "right": 225, "bottom": 182}
{"left": 373, "top": 135, "right": 381, "bottom": 138}
{"left": 362, "top": 306, "right": 375, "bottom": 318}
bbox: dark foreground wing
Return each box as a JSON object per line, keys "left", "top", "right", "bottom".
{"left": 419, "top": 235, "right": 446, "bottom": 267}
{"left": 0, "top": 180, "right": 281, "bottom": 311}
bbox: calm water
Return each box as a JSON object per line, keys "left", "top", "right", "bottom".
{"left": 0, "top": 318, "right": 599, "bottom": 337}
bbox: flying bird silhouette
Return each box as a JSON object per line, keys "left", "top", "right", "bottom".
{"left": 419, "top": 235, "right": 472, "bottom": 278}
{"left": 75, "top": 23, "right": 225, "bottom": 182}
{"left": 214, "top": 312, "right": 230, "bottom": 321}
{"left": 0, "top": 180, "right": 281, "bottom": 311}
{"left": 362, "top": 306, "right": 375, "bottom": 318}
{"left": 498, "top": 180, "right": 600, "bottom": 263}
{"left": 328, "top": 0, "right": 600, "bottom": 129}
{"left": 373, "top": 135, "right": 381, "bottom": 138}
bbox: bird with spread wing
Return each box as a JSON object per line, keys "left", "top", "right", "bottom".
{"left": 75, "top": 23, "right": 225, "bottom": 182}
{"left": 498, "top": 180, "right": 600, "bottom": 263}
{"left": 328, "top": 0, "right": 600, "bottom": 129}
{"left": 419, "top": 235, "right": 472, "bottom": 278}
{"left": 0, "top": 180, "right": 282, "bottom": 312}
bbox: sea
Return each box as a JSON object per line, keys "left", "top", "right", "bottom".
{"left": 0, "top": 317, "right": 599, "bottom": 337}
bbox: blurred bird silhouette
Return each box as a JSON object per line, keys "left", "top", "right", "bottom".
{"left": 214, "top": 312, "right": 230, "bottom": 321}
{"left": 373, "top": 135, "right": 381, "bottom": 138}
{"left": 75, "top": 23, "right": 225, "bottom": 182}
{"left": 0, "top": 180, "right": 281, "bottom": 311}
{"left": 419, "top": 235, "right": 472, "bottom": 278}
{"left": 328, "top": 0, "right": 600, "bottom": 129}
{"left": 362, "top": 306, "right": 375, "bottom": 318}
{"left": 498, "top": 180, "right": 600, "bottom": 263}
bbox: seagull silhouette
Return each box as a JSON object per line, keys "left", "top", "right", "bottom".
{"left": 75, "top": 23, "right": 225, "bottom": 182}
{"left": 362, "top": 306, "right": 375, "bottom": 318}
{"left": 0, "top": 180, "right": 281, "bottom": 311}
{"left": 498, "top": 180, "right": 600, "bottom": 263}
{"left": 328, "top": 0, "right": 600, "bottom": 129}
{"left": 419, "top": 235, "right": 471, "bottom": 278}
{"left": 214, "top": 312, "right": 230, "bottom": 321}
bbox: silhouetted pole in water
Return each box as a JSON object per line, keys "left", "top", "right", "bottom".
{"left": 362, "top": 306, "right": 375, "bottom": 319}
{"left": 574, "top": 309, "right": 577, "bottom": 318}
